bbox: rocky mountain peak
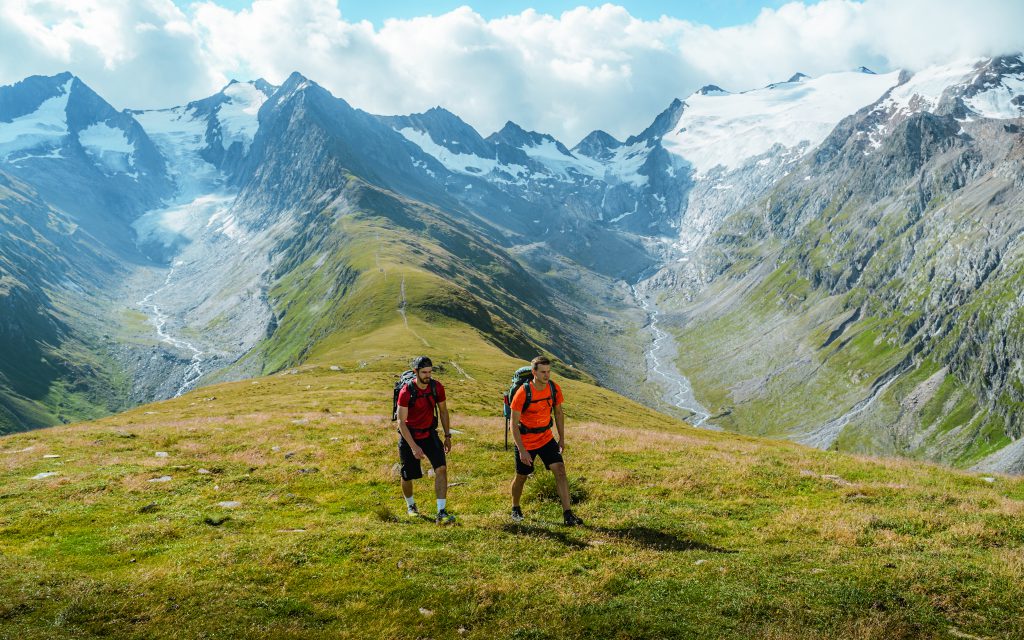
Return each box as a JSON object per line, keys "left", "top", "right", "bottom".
{"left": 487, "top": 121, "right": 573, "bottom": 156}
{"left": 625, "top": 98, "right": 684, "bottom": 146}
{"left": 380, "top": 106, "right": 493, "bottom": 159}
{"left": 697, "top": 84, "right": 729, "bottom": 96}
{"left": 572, "top": 129, "right": 622, "bottom": 160}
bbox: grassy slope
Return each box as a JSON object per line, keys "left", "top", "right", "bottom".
{"left": 0, "top": 177, "right": 131, "bottom": 434}
{"left": 2, "top": 320, "right": 1024, "bottom": 639}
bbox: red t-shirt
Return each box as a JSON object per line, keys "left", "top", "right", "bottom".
{"left": 510, "top": 381, "right": 562, "bottom": 450}
{"left": 398, "top": 380, "right": 445, "bottom": 439}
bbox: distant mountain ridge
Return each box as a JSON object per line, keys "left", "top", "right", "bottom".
{"left": 3, "top": 55, "right": 1024, "bottom": 475}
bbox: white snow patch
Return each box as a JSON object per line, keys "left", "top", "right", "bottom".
{"left": 397, "top": 126, "right": 514, "bottom": 178}
{"left": 79, "top": 121, "right": 136, "bottom": 174}
{"left": 133, "top": 192, "right": 238, "bottom": 246}
{"left": 609, "top": 202, "right": 638, "bottom": 223}
{"left": 135, "top": 106, "right": 221, "bottom": 194}
{"left": 663, "top": 70, "right": 901, "bottom": 176}
{"left": 217, "top": 82, "right": 266, "bottom": 152}
{"left": 965, "top": 75, "right": 1024, "bottom": 119}
{"left": 604, "top": 140, "right": 649, "bottom": 187}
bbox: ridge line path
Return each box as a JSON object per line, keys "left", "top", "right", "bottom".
{"left": 631, "top": 284, "right": 714, "bottom": 429}
{"left": 449, "top": 360, "right": 475, "bottom": 380}
{"left": 138, "top": 264, "right": 205, "bottom": 397}
{"left": 398, "top": 275, "right": 430, "bottom": 347}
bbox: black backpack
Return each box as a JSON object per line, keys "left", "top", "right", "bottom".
{"left": 502, "top": 366, "right": 555, "bottom": 448}
{"left": 392, "top": 370, "right": 440, "bottom": 429}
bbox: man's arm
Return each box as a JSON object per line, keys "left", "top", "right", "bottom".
{"left": 510, "top": 409, "right": 533, "bottom": 466}
{"left": 397, "top": 406, "right": 424, "bottom": 459}
{"left": 438, "top": 401, "right": 452, "bottom": 453}
{"left": 554, "top": 403, "right": 565, "bottom": 453}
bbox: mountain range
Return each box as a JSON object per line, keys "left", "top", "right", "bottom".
{"left": 2, "top": 55, "right": 1024, "bottom": 474}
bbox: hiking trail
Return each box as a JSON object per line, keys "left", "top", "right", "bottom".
{"left": 398, "top": 275, "right": 430, "bottom": 347}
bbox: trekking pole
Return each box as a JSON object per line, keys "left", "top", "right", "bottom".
{"left": 503, "top": 394, "right": 510, "bottom": 450}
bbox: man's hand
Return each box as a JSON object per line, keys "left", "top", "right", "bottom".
{"left": 558, "top": 440, "right": 565, "bottom": 455}
{"left": 412, "top": 445, "right": 425, "bottom": 460}
{"left": 519, "top": 448, "right": 533, "bottom": 466}
{"left": 443, "top": 434, "right": 452, "bottom": 453}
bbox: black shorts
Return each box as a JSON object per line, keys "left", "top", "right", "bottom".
{"left": 398, "top": 431, "right": 446, "bottom": 481}
{"left": 514, "top": 437, "right": 563, "bottom": 476}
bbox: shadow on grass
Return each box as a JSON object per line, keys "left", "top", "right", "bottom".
{"left": 589, "top": 525, "right": 737, "bottom": 554}
{"left": 500, "top": 523, "right": 589, "bottom": 549}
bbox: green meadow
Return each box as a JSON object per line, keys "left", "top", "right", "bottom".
{"left": 2, "top": 320, "right": 1023, "bottom": 639}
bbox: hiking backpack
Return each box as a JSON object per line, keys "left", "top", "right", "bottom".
{"left": 391, "top": 369, "right": 440, "bottom": 427}
{"left": 501, "top": 365, "right": 555, "bottom": 449}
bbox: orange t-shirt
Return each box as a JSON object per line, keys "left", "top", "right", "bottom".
{"left": 510, "top": 381, "right": 563, "bottom": 449}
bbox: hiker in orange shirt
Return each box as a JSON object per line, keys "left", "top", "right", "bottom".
{"left": 508, "top": 356, "right": 584, "bottom": 526}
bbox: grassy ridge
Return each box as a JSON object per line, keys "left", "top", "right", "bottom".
{"left": 2, "top": 321, "right": 1023, "bottom": 638}
{"left": 237, "top": 179, "right": 586, "bottom": 381}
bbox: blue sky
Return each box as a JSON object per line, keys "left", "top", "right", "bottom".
{"left": 173, "top": 1, "right": 814, "bottom": 28}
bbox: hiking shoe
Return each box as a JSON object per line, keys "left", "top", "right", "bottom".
{"left": 407, "top": 504, "right": 419, "bottom": 517}
{"left": 510, "top": 506, "right": 524, "bottom": 522}
{"left": 563, "top": 510, "right": 584, "bottom": 527}
{"left": 436, "top": 509, "right": 456, "bottom": 525}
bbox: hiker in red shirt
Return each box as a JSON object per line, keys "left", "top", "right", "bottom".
{"left": 396, "top": 356, "right": 455, "bottom": 524}
{"left": 508, "top": 356, "right": 583, "bottom": 526}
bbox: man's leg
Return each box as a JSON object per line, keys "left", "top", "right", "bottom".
{"left": 550, "top": 462, "right": 571, "bottom": 511}
{"left": 401, "top": 479, "right": 414, "bottom": 499}
{"left": 511, "top": 473, "right": 529, "bottom": 507}
{"left": 434, "top": 465, "right": 448, "bottom": 500}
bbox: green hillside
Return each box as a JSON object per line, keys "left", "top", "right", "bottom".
{"left": 0, "top": 173, "right": 131, "bottom": 434}
{"left": 1, "top": 318, "right": 1023, "bottom": 639}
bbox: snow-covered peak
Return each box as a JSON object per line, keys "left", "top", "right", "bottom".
{"left": 856, "top": 66, "right": 877, "bottom": 75}
{"left": 664, "top": 69, "right": 901, "bottom": 176}
{"left": 882, "top": 58, "right": 982, "bottom": 117}
{"left": 861, "top": 56, "right": 1023, "bottom": 145}
{"left": 697, "top": 85, "right": 729, "bottom": 96}
{"left": 766, "top": 73, "right": 811, "bottom": 90}
{"left": 0, "top": 75, "right": 73, "bottom": 163}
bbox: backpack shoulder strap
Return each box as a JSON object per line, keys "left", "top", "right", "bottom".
{"left": 429, "top": 380, "right": 439, "bottom": 417}
{"left": 522, "top": 381, "right": 533, "bottom": 414}
{"left": 547, "top": 381, "right": 557, "bottom": 414}
{"left": 407, "top": 380, "right": 419, "bottom": 402}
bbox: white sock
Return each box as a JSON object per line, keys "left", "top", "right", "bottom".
{"left": 437, "top": 498, "right": 447, "bottom": 512}
{"left": 405, "top": 496, "right": 416, "bottom": 507}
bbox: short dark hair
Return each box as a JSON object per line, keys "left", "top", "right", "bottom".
{"left": 531, "top": 356, "right": 551, "bottom": 370}
{"left": 412, "top": 356, "right": 433, "bottom": 370}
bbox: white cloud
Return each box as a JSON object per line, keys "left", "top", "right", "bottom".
{"left": 2, "top": 0, "right": 1023, "bottom": 144}
{"left": 0, "top": 0, "right": 224, "bottom": 110}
